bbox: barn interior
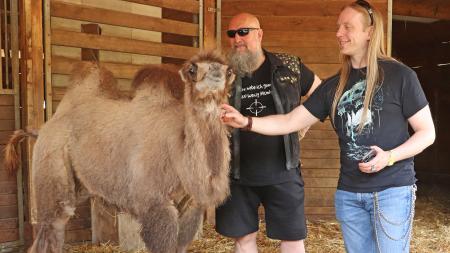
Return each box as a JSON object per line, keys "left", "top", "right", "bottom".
{"left": 0, "top": 0, "right": 449, "bottom": 252}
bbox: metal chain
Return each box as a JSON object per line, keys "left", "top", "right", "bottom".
{"left": 373, "top": 185, "right": 416, "bottom": 253}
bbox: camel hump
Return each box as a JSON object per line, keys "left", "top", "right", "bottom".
{"left": 68, "top": 61, "right": 122, "bottom": 99}
{"left": 131, "top": 64, "right": 184, "bottom": 101}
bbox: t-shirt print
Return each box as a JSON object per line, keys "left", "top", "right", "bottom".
{"left": 337, "top": 77, "right": 383, "bottom": 161}
{"left": 241, "top": 83, "right": 272, "bottom": 116}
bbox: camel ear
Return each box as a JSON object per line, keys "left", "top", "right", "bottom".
{"left": 179, "top": 63, "right": 197, "bottom": 83}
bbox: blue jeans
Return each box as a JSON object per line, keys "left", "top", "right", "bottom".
{"left": 335, "top": 185, "right": 416, "bottom": 253}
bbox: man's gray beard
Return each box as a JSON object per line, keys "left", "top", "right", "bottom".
{"left": 227, "top": 49, "right": 262, "bottom": 77}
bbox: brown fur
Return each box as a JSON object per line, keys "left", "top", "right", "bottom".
{"left": 4, "top": 51, "right": 235, "bottom": 253}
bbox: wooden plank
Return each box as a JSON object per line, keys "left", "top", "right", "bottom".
{"left": 302, "top": 168, "right": 340, "bottom": 178}
{"left": 393, "top": 0, "right": 450, "bottom": 20}
{"left": 308, "top": 63, "right": 340, "bottom": 79}
{"left": 302, "top": 140, "right": 340, "bottom": 150}
{"left": 0, "top": 229, "right": 19, "bottom": 243}
{"left": 304, "top": 177, "right": 338, "bottom": 187}
{"left": 310, "top": 120, "right": 334, "bottom": 131}
{"left": 304, "top": 188, "right": 335, "bottom": 206}
{"left": 0, "top": 205, "right": 18, "bottom": 219}
{"left": 301, "top": 149, "right": 340, "bottom": 159}
{"left": 66, "top": 217, "right": 91, "bottom": 230}
{"left": 0, "top": 95, "right": 14, "bottom": 105}
{"left": 222, "top": 16, "right": 338, "bottom": 32}
{"left": 0, "top": 194, "right": 17, "bottom": 206}
{"left": 0, "top": 218, "right": 18, "bottom": 230}
{"left": 0, "top": 182, "right": 17, "bottom": 194}
{"left": 51, "top": 1, "right": 198, "bottom": 36}
{"left": 51, "top": 29, "right": 199, "bottom": 60}
{"left": 222, "top": 0, "right": 387, "bottom": 16}
{"left": 122, "top": 0, "right": 199, "bottom": 14}
{"left": 265, "top": 47, "right": 340, "bottom": 64}
{"left": 65, "top": 228, "right": 92, "bottom": 243}
{"left": 52, "top": 56, "right": 142, "bottom": 80}
{"left": 0, "top": 106, "right": 15, "bottom": 119}
{"left": 302, "top": 158, "right": 340, "bottom": 168}
{"left": 0, "top": 171, "right": 16, "bottom": 182}
{"left": 203, "top": 0, "right": 216, "bottom": 50}
{"left": 303, "top": 130, "right": 338, "bottom": 139}
{"left": 0, "top": 130, "right": 14, "bottom": 144}
{"left": 0, "top": 120, "right": 15, "bottom": 131}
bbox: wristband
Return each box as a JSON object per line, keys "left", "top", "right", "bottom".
{"left": 242, "top": 116, "right": 252, "bottom": 131}
{"left": 387, "top": 151, "right": 395, "bottom": 166}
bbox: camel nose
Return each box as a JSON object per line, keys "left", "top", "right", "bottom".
{"left": 210, "top": 63, "right": 223, "bottom": 78}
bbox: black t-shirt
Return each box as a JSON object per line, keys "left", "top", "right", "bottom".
{"left": 304, "top": 59, "right": 428, "bottom": 192}
{"left": 238, "top": 56, "right": 315, "bottom": 185}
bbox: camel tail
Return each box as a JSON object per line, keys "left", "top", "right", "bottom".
{"left": 4, "top": 129, "right": 38, "bottom": 174}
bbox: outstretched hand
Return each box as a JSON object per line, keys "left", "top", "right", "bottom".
{"left": 220, "top": 104, "right": 248, "bottom": 129}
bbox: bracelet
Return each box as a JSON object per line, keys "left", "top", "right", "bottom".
{"left": 242, "top": 116, "right": 252, "bottom": 131}
{"left": 387, "top": 150, "right": 396, "bottom": 166}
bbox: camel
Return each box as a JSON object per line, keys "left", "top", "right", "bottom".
{"left": 4, "top": 51, "right": 235, "bottom": 253}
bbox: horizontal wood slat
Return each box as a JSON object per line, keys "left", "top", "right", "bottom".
{"left": 222, "top": 16, "right": 338, "bottom": 32}
{"left": 302, "top": 140, "right": 339, "bottom": 150}
{"left": 52, "top": 29, "right": 199, "bottom": 60}
{"left": 304, "top": 177, "right": 338, "bottom": 187}
{"left": 302, "top": 158, "right": 340, "bottom": 168}
{"left": 0, "top": 131, "right": 14, "bottom": 145}
{"left": 266, "top": 47, "right": 340, "bottom": 64}
{"left": 302, "top": 168, "right": 340, "bottom": 178}
{"left": 65, "top": 228, "right": 92, "bottom": 243}
{"left": 0, "top": 194, "right": 17, "bottom": 206}
{"left": 0, "top": 218, "right": 17, "bottom": 230}
{"left": 0, "top": 120, "right": 15, "bottom": 131}
{"left": 0, "top": 205, "right": 18, "bottom": 219}
{"left": 52, "top": 56, "right": 143, "bottom": 80}
{"left": 308, "top": 63, "right": 340, "bottom": 79}
{"left": 222, "top": 0, "right": 387, "bottom": 16}
{"left": 301, "top": 149, "right": 340, "bottom": 159}
{"left": 305, "top": 187, "right": 335, "bottom": 206}
{"left": 51, "top": 1, "right": 198, "bottom": 36}
{"left": 0, "top": 228, "right": 19, "bottom": 243}
{"left": 122, "top": 0, "right": 199, "bottom": 14}
{"left": 303, "top": 130, "right": 338, "bottom": 139}
{"left": 393, "top": 0, "right": 450, "bottom": 20}
{"left": 0, "top": 106, "right": 14, "bottom": 119}
{"left": 0, "top": 95, "right": 14, "bottom": 105}
{"left": 0, "top": 182, "right": 17, "bottom": 195}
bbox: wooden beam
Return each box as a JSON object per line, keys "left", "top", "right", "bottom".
{"left": 393, "top": 0, "right": 450, "bottom": 20}
{"left": 51, "top": 1, "right": 198, "bottom": 37}
{"left": 203, "top": 0, "right": 216, "bottom": 50}
{"left": 121, "top": 0, "right": 199, "bottom": 14}
{"left": 51, "top": 29, "right": 199, "bottom": 60}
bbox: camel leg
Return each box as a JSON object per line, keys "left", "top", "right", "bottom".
{"left": 176, "top": 204, "right": 203, "bottom": 253}
{"left": 138, "top": 202, "right": 179, "bottom": 253}
{"left": 28, "top": 203, "right": 75, "bottom": 253}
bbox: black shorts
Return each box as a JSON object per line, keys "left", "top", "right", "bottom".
{"left": 215, "top": 181, "right": 307, "bottom": 241}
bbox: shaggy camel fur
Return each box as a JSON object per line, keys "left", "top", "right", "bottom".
{"left": 4, "top": 51, "right": 235, "bottom": 253}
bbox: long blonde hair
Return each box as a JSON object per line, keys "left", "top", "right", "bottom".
{"left": 331, "top": 1, "right": 392, "bottom": 132}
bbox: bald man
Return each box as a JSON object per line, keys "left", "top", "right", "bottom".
{"left": 215, "top": 13, "right": 321, "bottom": 253}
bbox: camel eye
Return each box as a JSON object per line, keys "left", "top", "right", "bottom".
{"left": 188, "top": 64, "right": 197, "bottom": 75}
{"left": 226, "top": 67, "right": 233, "bottom": 77}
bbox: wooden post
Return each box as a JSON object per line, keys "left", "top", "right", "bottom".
{"left": 20, "top": 0, "right": 45, "bottom": 241}
{"left": 203, "top": 0, "right": 216, "bottom": 50}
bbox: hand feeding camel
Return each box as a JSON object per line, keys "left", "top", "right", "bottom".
{"left": 4, "top": 51, "right": 235, "bottom": 253}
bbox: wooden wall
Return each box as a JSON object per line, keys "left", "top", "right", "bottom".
{"left": 221, "top": 0, "right": 389, "bottom": 218}
{"left": 392, "top": 20, "right": 450, "bottom": 186}
{"left": 0, "top": 95, "right": 19, "bottom": 243}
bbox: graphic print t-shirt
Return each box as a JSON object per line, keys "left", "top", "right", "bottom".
{"left": 303, "top": 60, "right": 428, "bottom": 192}
{"left": 239, "top": 57, "right": 295, "bottom": 185}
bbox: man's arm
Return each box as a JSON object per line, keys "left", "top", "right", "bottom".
{"left": 305, "top": 74, "right": 322, "bottom": 98}
{"left": 221, "top": 104, "right": 320, "bottom": 136}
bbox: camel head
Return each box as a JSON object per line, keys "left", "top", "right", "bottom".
{"left": 180, "top": 51, "right": 235, "bottom": 105}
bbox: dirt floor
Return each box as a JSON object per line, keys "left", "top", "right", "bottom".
{"left": 66, "top": 185, "right": 450, "bottom": 253}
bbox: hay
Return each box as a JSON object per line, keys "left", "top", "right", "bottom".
{"left": 66, "top": 186, "right": 450, "bottom": 253}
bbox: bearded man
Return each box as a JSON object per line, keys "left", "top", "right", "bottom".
{"left": 215, "top": 13, "right": 322, "bottom": 253}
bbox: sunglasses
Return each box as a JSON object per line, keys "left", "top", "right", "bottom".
{"left": 355, "top": 0, "right": 374, "bottom": 26}
{"left": 226, "top": 28, "right": 260, "bottom": 38}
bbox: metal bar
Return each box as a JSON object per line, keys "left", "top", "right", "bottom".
{"left": 44, "top": 0, "right": 52, "bottom": 119}
{"left": 3, "top": 0, "right": 10, "bottom": 89}
{"left": 216, "top": 0, "right": 221, "bottom": 49}
{"left": 198, "top": 0, "right": 203, "bottom": 49}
